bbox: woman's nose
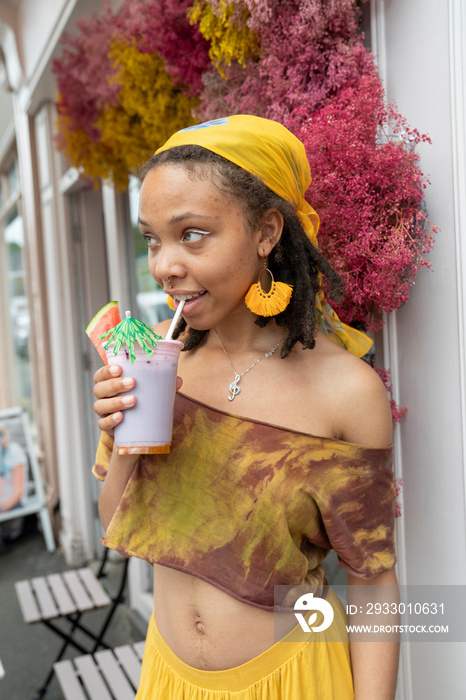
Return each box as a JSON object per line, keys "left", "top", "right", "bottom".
{"left": 154, "top": 246, "right": 185, "bottom": 282}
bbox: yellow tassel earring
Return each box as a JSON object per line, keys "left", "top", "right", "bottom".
{"left": 245, "top": 260, "right": 293, "bottom": 317}
{"left": 165, "top": 276, "right": 176, "bottom": 310}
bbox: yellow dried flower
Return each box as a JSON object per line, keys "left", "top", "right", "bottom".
{"left": 55, "top": 42, "right": 198, "bottom": 189}
{"left": 188, "top": 0, "right": 259, "bottom": 78}
{"left": 55, "top": 109, "right": 128, "bottom": 188}
{"left": 99, "top": 40, "right": 198, "bottom": 187}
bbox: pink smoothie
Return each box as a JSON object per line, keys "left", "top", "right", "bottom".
{"left": 106, "top": 339, "right": 183, "bottom": 455}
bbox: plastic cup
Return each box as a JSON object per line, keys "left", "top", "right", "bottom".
{"left": 105, "top": 339, "right": 183, "bottom": 455}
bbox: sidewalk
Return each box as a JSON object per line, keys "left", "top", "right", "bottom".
{"left": 0, "top": 518, "right": 144, "bottom": 699}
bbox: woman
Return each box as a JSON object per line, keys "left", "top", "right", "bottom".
{"left": 93, "top": 115, "right": 399, "bottom": 699}
{"left": 0, "top": 426, "right": 27, "bottom": 513}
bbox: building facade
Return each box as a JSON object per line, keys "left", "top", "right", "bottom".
{"left": 0, "top": 1, "right": 465, "bottom": 697}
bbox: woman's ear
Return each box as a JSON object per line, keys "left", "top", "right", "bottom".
{"left": 257, "top": 208, "right": 284, "bottom": 257}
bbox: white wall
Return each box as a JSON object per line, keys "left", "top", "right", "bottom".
{"left": 384, "top": 0, "right": 466, "bottom": 584}
{"left": 8, "top": 0, "right": 107, "bottom": 111}
{"left": 376, "top": 0, "right": 466, "bottom": 697}
{"left": 18, "top": 0, "right": 67, "bottom": 81}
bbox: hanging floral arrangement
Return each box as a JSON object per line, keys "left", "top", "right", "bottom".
{"left": 292, "top": 72, "right": 436, "bottom": 331}
{"left": 53, "top": 0, "right": 437, "bottom": 332}
{"left": 53, "top": 1, "right": 208, "bottom": 189}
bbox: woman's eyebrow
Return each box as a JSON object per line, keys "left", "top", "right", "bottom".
{"left": 138, "top": 211, "right": 214, "bottom": 228}
{"left": 169, "top": 213, "right": 214, "bottom": 224}
{"left": 137, "top": 214, "right": 214, "bottom": 227}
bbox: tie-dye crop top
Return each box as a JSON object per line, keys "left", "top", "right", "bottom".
{"left": 93, "top": 393, "right": 396, "bottom": 611}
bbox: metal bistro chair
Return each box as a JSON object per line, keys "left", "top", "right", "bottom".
{"left": 15, "top": 547, "right": 129, "bottom": 699}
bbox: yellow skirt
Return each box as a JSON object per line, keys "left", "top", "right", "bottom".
{"left": 136, "top": 588, "right": 354, "bottom": 699}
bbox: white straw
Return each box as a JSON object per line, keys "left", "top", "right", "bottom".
{"left": 165, "top": 300, "right": 185, "bottom": 341}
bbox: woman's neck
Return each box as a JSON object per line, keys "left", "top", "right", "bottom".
{"left": 208, "top": 316, "right": 284, "bottom": 356}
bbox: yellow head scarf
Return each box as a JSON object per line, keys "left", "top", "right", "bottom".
{"left": 156, "top": 115, "right": 372, "bottom": 358}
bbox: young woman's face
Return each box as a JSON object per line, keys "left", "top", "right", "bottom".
{"left": 138, "top": 164, "right": 264, "bottom": 330}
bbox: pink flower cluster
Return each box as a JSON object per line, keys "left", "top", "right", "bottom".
{"left": 187, "top": 0, "right": 436, "bottom": 331}
{"left": 196, "top": 0, "right": 373, "bottom": 121}
{"left": 374, "top": 365, "right": 408, "bottom": 429}
{"left": 394, "top": 477, "right": 403, "bottom": 518}
{"left": 114, "top": 0, "right": 210, "bottom": 97}
{"left": 53, "top": 5, "right": 121, "bottom": 143}
{"left": 374, "top": 365, "right": 405, "bottom": 516}
{"left": 53, "top": 0, "right": 210, "bottom": 146}
{"left": 290, "top": 72, "right": 437, "bottom": 330}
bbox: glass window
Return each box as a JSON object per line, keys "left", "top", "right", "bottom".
{"left": 128, "top": 176, "right": 174, "bottom": 327}
{"left": 7, "top": 159, "right": 19, "bottom": 199}
{"left": 4, "top": 206, "right": 34, "bottom": 420}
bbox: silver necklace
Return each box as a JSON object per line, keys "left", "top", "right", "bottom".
{"left": 214, "top": 328, "right": 281, "bottom": 401}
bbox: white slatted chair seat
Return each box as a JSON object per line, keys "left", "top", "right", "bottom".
{"left": 53, "top": 642, "right": 145, "bottom": 700}
{"left": 14, "top": 548, "right": 130, "bottom": 699}
{"left": 15, "top": 568, "right": 112, "bottom": 623}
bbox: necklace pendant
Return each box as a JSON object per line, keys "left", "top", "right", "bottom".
{"left": 228, "top": 374, "right": 241, "bottom": 401}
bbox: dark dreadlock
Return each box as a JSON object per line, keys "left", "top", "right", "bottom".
{"left": 138, "top": 146, "right": 343, "bottom": 358}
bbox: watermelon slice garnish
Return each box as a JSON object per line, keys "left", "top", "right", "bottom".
{"left": 86, "top": 301, "right": 121, "bottom": 364}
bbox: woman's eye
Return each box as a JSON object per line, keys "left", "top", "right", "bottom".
{"left": 142, "top": 234, "right": 157, "bottom": 247}
{"left": 182, "top": 229, "right": 210, "bottom": 243}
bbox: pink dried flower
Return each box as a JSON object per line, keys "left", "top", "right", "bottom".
{"left": 374, "top": 364, "right": 405, "bottom": 517}
{"left": 194, "top": 2, "right": 437, "bottom": 330}
{"left": 290, "top": 72, "right": 437, "bottom": 329}
{"left": 115, "top": 0, "right": 210, "bottom": 97}
{"left": 373, "top": 365, "right": 408, "bottom": 429}
{"left": 394, "top": 477, "right": 403, "bottom": 518}
{"left": 53, "top": 3, "right": 122, "bottom": 143}
{"left": 196, "top": 0, "right": 373, "bottom": 121}
{"left": 53, "top": 0, "right": 210, "bottom": 150}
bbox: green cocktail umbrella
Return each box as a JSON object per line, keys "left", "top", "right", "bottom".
{"left": 99, "top": 310, "right": 162, "bottom": 364}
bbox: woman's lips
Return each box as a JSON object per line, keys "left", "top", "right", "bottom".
{"left": 171, "top": 290, "right": 207, "bottom": 313}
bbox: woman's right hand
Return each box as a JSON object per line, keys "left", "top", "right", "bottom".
{"left": 93, "top": 364, "right": 135, "bottom": 436}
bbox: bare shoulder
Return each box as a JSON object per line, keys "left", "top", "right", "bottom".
{"left": 312, "top": 333, "right": 393, "bottom": 448}
{"left": 153, "top": 319, "right": 173, "bottom": 337}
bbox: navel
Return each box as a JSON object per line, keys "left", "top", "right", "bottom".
{"left": 194, "top": 618, "right": 207, "bottom": 636}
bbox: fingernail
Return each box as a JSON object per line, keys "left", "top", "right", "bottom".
{"left": 109, "top": 365, "right": 119, "bottom": 375}
{"left": 122, "top": 377, "right": 134, "bottom": 387}
{"left": 122, "top": 396, "right": 134, "bottom": 406}
{"left": 113, "top": 412, "right": 122, "bottom": 423}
